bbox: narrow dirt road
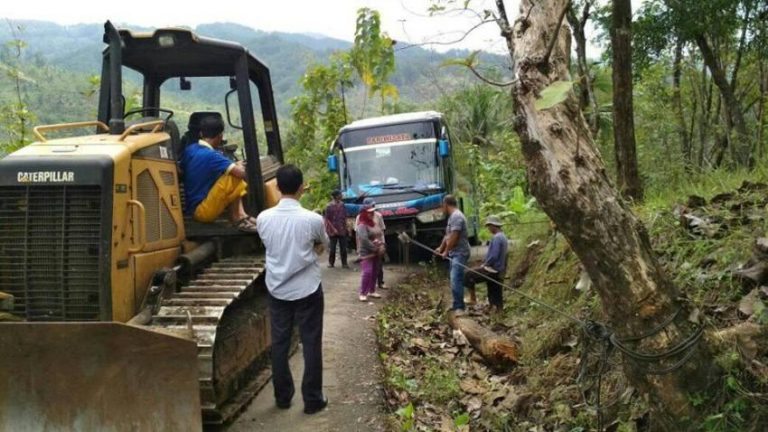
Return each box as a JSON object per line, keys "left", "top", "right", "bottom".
{"left": 223, "top": 260, "right": 409, "bottom": 432}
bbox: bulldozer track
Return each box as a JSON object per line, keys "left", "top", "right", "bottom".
{"left": 149, "top": 254, "right": 269, "bottom": 425}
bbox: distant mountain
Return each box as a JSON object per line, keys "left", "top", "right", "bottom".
{"left": 0, "top": 19, "right": 511, "bottom": 119}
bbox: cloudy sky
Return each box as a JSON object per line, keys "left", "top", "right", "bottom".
{"left": 0, "top": 0, "right": 531, "bottom": 53}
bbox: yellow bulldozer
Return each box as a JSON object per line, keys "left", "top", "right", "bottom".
{"left": 0, "top": 22, "right": 285, "bottom": 430}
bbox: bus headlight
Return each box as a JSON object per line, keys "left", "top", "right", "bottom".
{"left": 416, "top": 208, "right": 445, "bottom": 224}
{"left": 158, "top": 34, "right": 176, "bottom": 48}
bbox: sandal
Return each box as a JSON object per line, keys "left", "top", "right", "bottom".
{"left": 235, "top": 217, "right": 259, "bottom": 233}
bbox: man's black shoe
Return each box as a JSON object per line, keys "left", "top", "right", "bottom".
{"left": 304, "top": 396, "right": 328, "bottom": 415}
{"left": 276, "top": 390, "right": 294, "bottom": 409}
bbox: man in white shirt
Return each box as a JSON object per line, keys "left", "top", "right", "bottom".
{"left": 256, "top": 164, "right": 329, "bottom": 414}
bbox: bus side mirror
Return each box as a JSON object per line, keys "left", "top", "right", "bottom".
{"left": 327, "top": 154, "right": 339, "bottom": 172}
{"left": 438, "top": 139, "right": 450, "bottom": 158}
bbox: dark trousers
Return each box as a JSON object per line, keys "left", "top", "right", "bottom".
{"left": 465, "top": 268, "right": 503, "bottom": 308}
{"left": 377, "top": 256, "right": 384, "bottom": 286}
{"left": 328, "top": 235, "right": 348, "bottom": 266}
{"left": 269, "top": 286, "right": 324, "bottom": 407}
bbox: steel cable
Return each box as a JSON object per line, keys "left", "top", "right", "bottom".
{"left": 397, "top": 232, "right": 705, "bottom": 430}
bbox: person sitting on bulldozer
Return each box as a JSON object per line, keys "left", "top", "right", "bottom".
{"left": 180, "top": 115, "right": 257, "bottom": 232}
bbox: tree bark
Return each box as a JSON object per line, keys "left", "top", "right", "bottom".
{"left": 500, "top": 0, "right": 721, "bottom": 429}
{"left": 610, "top": 0, "right": 643, "bottom": 201}
{"left": 695, "top": 33, "right": 750, "bottom": 166}
{"left": 447, "top": 311, "right": 519, "bottom": 370}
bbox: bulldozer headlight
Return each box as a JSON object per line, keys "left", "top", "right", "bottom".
{"left": 416, "top": 208, "right": 445, "bottom": 224}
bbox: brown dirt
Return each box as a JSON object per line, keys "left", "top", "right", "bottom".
{"left": 219, "top": 260, "right": 410, "bottom": 432}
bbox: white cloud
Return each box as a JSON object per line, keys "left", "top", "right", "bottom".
{"left": 1, "top": 0, "right": 516, "bottom": 53}
{"left": 3, "top": 0, "right": 640, "bottom": 55}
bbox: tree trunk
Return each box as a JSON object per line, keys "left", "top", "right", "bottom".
{"left": 672, "top": 39, "right": 692, "bottom": 165}
{"left": 696, "top": 61, "right": 712, "bottom": 168}
{"left": 500, "top": 0, "right": 721, "bottom": 429}
{"left": 610, "top": 0, "right": 643, "bottom": 201}
{"left": 757, "top": 53, "right": 767, "bottom": 160}
{"left": 713, "top": 99, "right": 730, "bottom": 168}
{"left": 447, "top": 311, "right": 519, "bottom": 370}
{"left": 566, "top": 1, "right": 600, "bottom": 137}
{"left": 695, "top": 33, "right": 750, "bottom": 166}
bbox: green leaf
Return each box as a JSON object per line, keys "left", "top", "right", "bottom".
{"left": 454, "top": 412, "right": 470, "bottom": 426}
{"left": 402, "top": 418, "right": 414, "bottom": 431}
{"left": 440, "top": 50, "right": 480, "bottom": 69}
{"left": 396, "top": 402, "right": 414, "bottom": 419}
{"left": 534, "top": 80, "right": 573, "bottom": 111}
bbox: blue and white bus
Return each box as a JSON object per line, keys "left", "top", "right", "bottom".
{"left": 328, "top": 111, "right": 477, "bottom": 259}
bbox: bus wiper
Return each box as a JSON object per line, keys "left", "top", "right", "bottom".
{"left": 379, "top": 184, "right": 412, "bottom": 189}
{"left": 378, "top": 184, "right": 432, "bottom": 196}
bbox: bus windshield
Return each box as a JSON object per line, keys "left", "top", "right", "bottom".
{"left": 340, "top": 139, "right": 442, "bottom": 197}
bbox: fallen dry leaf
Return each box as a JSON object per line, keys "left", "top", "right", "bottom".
{"left": 738, "top": 289, "right": 760, "bottom": 317}
{"left": 483, "top": 388, "right": 508, "bottom": 406}
{"left": 460, "top": 378, "right": 487, "bottom": 394}
{"left": 453, "top": 329, "right": 469, "bottom": 346}
{"left": 465, "top": 396, "right": 482, "bottom": 412}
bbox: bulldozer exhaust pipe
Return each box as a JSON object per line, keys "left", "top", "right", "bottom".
{"left": 103, "top": 21, "right": 125, "bottom": 134}
{"left": 176, "top": 241, "right": 217, "bottom": 276}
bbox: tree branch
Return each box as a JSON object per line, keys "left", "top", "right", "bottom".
{"left": 496, "top": 0, "right": 512, "bottom": 34}
{"left": 495, "top": 0, "right": 515, "bottom": 57}
{"left": 395, "top": 19, "right": 495, "bottom": 52}
{"left": 467, "top": 64, "right": 517, "bottom": 87}
{"left": 542, "top": 0, "right": 571, "bottom": 68}
{"left": 730, "top": 0, "right": 753, "bottom": 92}
{"left": 580, "top": 0, "right": 594, "bottom": 26}
{"left": 400, "top": 0, "right": 487, "bottom": 22}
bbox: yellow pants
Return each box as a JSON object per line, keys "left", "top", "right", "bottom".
{"left": 193, "top": 175, "right": 248, "bottom": 223}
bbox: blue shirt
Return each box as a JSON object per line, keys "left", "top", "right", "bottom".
{"left": 256, "top": 198, "right": 329, "bottom": 301}
{"left": 484, "top": 231, "right": 509, "bottom": 275}
{"left": 179, "top": 140, "right": 235, "bottom": 215}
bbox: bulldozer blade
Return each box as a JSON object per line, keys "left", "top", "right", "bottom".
{"left": 0, "top": 322, "right": 202, "bottom": 431}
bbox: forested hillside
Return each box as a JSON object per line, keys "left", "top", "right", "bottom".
{"left": 0, "top": 19, "right": 510, "bottom": 122}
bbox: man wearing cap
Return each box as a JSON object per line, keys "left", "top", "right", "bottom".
{"left": 324, "top": 190, "right": 349, "bottom": 268}
{"left": 465, "top": 215, "right": 509, "bottom": 312}
{"left": 355, "top": 197, "right": 387, "bottom": 288}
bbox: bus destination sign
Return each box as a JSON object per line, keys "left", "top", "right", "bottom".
{"left": 365, "top": 133, "right": 412, "bottom": 145}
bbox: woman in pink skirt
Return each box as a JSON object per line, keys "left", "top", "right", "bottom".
{"left": 356, "top": 204, "right": 384, "bottom": 301}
